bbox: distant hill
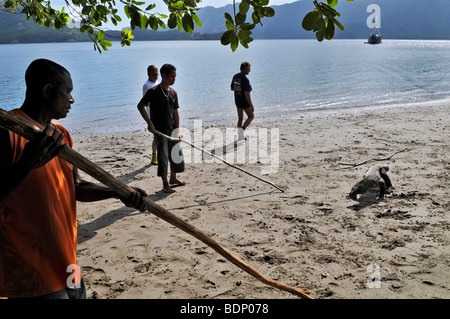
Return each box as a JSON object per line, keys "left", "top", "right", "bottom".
{"left": 0, "top": 8, "right": 90, "bottom": 43}
{"left": 194, "top": 0, "right": 450, "bottom": 40}
{"left": 0, "top": 7, "right": 219, "bottom": 43}
{"left": 1, "top": 0, "right": 449, "bottom": 44}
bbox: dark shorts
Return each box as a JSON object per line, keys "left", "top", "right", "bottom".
{"left": 234, "top": 93, "right": 250, "bottom": 109}
{"left": 154, "top": 134, "right": 185, "bottom": 178}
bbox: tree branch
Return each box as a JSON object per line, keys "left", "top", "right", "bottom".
{"left": 338, "top": 142, "right": 414, "bottom": 169}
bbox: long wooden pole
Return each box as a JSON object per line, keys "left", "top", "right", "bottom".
{"left": 0, "top": 109, "right": 311, "bottom": 299}
{"left": 153, "top": 130, "right": 285, "bottom": 193}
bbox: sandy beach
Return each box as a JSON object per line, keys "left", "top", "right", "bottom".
{"left": 73, "top": 100, "right": 449, "bottom": 299}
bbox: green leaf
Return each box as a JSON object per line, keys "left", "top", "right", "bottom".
{"left": 176, "top": 14, "right": 182, "bottom": 31}
{"left": 141, "top": 14, "right": 148, "bottom": 29}
{"left": 238, "top": 29, "right": 253, "bottom": 42}
{"left": 239, "top": 1, "right": 250, "bottom": 14}
{"left": 230, "top": 35, "right": 239, "bottom": 52}
{"left": 221, "top": 30, "right": 234, "bottom": 45}
{"left": 97, "top": 29, "right": 105, "bottom": 40}
{"left": 81, "top": 5, "right": 92, "bottom": 15}
{"left": 182, "top": 13, "right": 194, "bottom": 33}
{"left": 236, "top": 12, "right": 246, "bottom": 25}
{"left": 322, "top": 3, "right": 340, "bottom": 17}
{"left": 316, "top": 28, "right": 325, "bottom": 42}
{"left": 168, "top": 12, "right": 177, "bottom": 29}
{"left": 313, "top": 16, "right": 325, "bottom": 32}
{"left": 224, "top": 12, "right": 234, "bottom": 24}
{"left": 239, "top": 38, "right": 249, "bottom": 49}
{"left": 96, "top": 5, "right": 108, "bottom": 16}
{"left": 191, "top": 12, "right": 202, "bottom": 27}
{"left": 332, "top": 17, "right": 344, "bottom": 30}
{"left": 302, "top": 11, "right": 319, "bottom": 31}
{"left": 240, "top": 22, "right": 255, "bottom": 31}
{"left": 99, "top": 39, "right": 112, "bottom": 50}
{"left": 251, "top": 12, "right": 260, "bottom": 25}
{"left": 124, "top": 5, "right": 130, "bottom": 19}
{"left": 263, "top": 7, "right": 275, "bottom": 17}
{"left": 121, "top": 29, "right": 133, "bottom": 38}
{"left": 325, "top": 18, "right": 335, "bottom": 39}
{"left": 148, "top": 15, "right": 159, "bottom": 31}
{"left": 171, "top": 1, "right": 184, "bottom": 10}
{"left": 225, "top": 20, "right": 234, "bottom": 30}
{"left": 327, "top": 0, "right": 338, "bottom": 8}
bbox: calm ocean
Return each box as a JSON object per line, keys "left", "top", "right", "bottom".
{"left": 1, "top": 39, "right": 449, "bottom": 133}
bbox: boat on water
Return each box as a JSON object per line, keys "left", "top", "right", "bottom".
{"left": 367, "top": 28, "right": 382, "bottom": 44}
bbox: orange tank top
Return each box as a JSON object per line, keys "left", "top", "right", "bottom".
{"left": 0, "top": 109, "right": 79, "bottom": 297}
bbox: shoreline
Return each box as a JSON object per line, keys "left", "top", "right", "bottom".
{"left": 74, "top": 99, "right": 449, "bottom": 299}
{"left": 69, "top": 97, "right": 450, "bottom": 136}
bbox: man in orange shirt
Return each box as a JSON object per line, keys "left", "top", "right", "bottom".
{"left": 0, "top": 59, "right": 147, "bottom": 299}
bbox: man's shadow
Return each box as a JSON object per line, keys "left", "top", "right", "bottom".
{"left": 78, "top": 164, "right": 171, "bottom": 244}
{"left": 78, "top": 140, "right": 246, "bottom": 244}
{"left": 208, "top": 141, "right": 242, "bottom": 159}
{"left": 115, "top": 163, "right": 150, "bottom": 185}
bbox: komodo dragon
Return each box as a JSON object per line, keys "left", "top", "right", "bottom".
{"left": 349, "top": 165, "right": 393, "bottom": 200}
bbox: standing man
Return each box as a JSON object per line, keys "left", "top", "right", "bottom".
{"left": 142, "top": 65, "right": 159, "bottom": 165}
{"left": 0, "top": 59, "right": 147, "bottom": 298}
{"left": 231, "top": 61, "right": 255, "bottom": 140}
{"left": 137, "top": 64, "right": 185, "bottom": 194}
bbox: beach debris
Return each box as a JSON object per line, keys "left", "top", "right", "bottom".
{"left": 338, "top": 142, "right": 413, "bottom": 169}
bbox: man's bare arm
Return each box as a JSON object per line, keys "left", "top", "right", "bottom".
{"left": 137, "top": 101, "right": 156, "bottom": 133}
{"left": 73, "top": 166, "right": 148, "bottom": 211}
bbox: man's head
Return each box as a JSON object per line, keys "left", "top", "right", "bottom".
{"left": 240, "top": 61, "right": 251, "bottom": 75}
{"left": 147, "top": 65, "right": 159, "bottom": 83}
{"left": 24, "top": 59, "right": 74, "bottom": 119}
{"left": 160, "top": 64, "right": 176, "bottom": 86}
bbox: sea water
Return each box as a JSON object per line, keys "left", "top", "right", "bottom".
{"left": 1, "top": 39, "right": 449, "bottom": 133}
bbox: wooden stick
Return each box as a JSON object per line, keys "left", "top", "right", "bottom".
{"left": 0, "top": 109, "right": 311, "bottom": 299}
{"left": 337, "top": 142, "right": 413, "bottom": 169}
{"left": 153, "top": 130, "right": 285, "bottom": 193}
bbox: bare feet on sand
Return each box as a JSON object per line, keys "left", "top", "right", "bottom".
{"left": 163, "top": 178, "right": 186, "bottom": 193}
